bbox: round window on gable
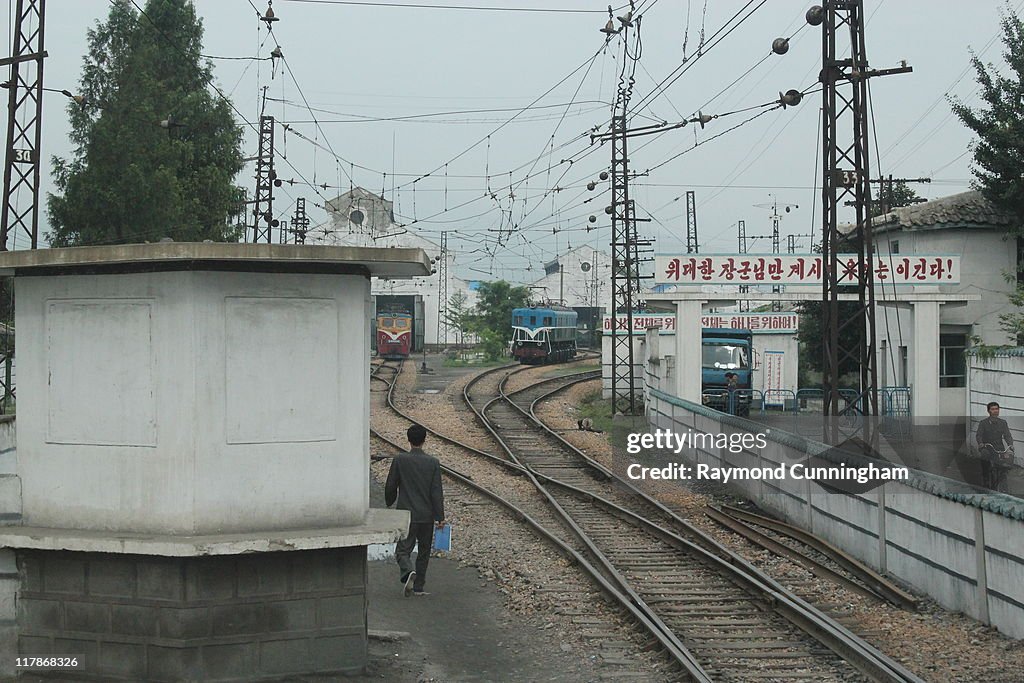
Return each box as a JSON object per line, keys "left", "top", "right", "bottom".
{"left": 350, "top": 209, "right": 365, "bottom": 225}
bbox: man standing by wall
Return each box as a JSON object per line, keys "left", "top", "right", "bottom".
{"left": 976, "top": 401, "right": 1014, "bottom": 491}
{"left": 385, "top": 424, "right": 445, "bottom": 596}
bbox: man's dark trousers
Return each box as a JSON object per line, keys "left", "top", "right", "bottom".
{"left": 396, "top": 522, "right": 434, "bottom": 591}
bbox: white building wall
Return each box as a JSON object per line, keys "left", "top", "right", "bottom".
{"left": 529, "top": 244, "right": 611, "bottom": 308}
{"left": 15, "top": 270, "right": 371, "bottom": 534}
{"left": 876, "top": 228, "right": 1016, "bottom": 346}
{"left": 312, "top": 187, "right": 477, "bottom": 346}
{"left": 875, "top": 228, "right": 1017, "bottom": 416}
{"left": 752, "top": 333, "right": 800, "bottom": 396}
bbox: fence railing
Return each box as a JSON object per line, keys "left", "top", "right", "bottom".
{"left": 696, "top": 386, "right": 913, "bottom": 428}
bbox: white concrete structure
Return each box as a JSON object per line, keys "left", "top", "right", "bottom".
{"left": 312, "top": 187, "right": 477, "bottom": 345}
{"left": 872, "top": 191, "right": 1020, "bottom": 416}
{"left": 0, "top": 243, "right": 426, "bottom": 679}
{"left": 647, "top": 291, "right": 979, "bottom": 418}
{"left": 0, "top": 243, "right": 427, "bottom": 535}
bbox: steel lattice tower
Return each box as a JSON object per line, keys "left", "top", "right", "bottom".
{"left": 770, "top": 209, "right": 782, "bottom": 311}
{"left": 609, "top": 112, "right": 640, "bottom": 415}
{"left": 290, "top": 198, "right": 309, "bottom": 244}
{"left": 1, "top": 0, "right": 45, "bottom": 251}
{"left": 737, "top": 220, "right": 749, "bottom": 312}
{"left": 251, "top": 115, "right": 276, "bottom": 243}
{"left": 436, "top": 231, "right": 448, "bottom": 347}
{"left": 819, "top": 0, "right": 879, "bottom": 419}
{"left": 0, "top": 0, "right": 46, "bottom": 413}
{"left": 685, "top": 191, "right": 698, "bottom": 254}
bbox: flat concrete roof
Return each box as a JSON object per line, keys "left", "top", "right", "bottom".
{"left": 0, "top": 509, "right": 409, "bottom": 557}
{"left": 0, "top": 242, "right": 433, "bottom": 278}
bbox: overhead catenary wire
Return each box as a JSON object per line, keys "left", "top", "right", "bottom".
{"left": 628, "top": 0, "right": 768, "bottom": 118}
{"left": 278, "top": 0, "right": 625, "bottom": 13}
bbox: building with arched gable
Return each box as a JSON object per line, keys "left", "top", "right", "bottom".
{"left": 309, "top": 188, "right": 476, "bottom": 346}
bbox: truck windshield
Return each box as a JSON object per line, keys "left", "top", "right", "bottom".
{"left": 702, "top": 343, "right": 748, "bottom": 370}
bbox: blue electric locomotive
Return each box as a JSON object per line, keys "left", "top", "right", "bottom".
{"left": 510, "top": 306, "right": 578, "bottom": 364}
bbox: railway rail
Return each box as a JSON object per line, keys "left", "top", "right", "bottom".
{"left": 370, "top": 359, "right": 925, "bottom": 682}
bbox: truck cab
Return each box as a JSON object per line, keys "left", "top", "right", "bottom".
{"left": 701, "top": 328, "right": 754, "bottom": 415}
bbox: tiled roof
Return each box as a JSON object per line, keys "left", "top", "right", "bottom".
{"left": 873, "top": 190, "right": 1017, "bottom": 232}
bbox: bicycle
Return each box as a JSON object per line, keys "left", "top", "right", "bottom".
{"left": 979, "top": 443, "right": 1015, "bottom": 493}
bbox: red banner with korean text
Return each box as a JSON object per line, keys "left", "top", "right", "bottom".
{"left": 654, "top": 254, "right": 959, "bottom": 285}
{"left": 602, "top": 313, "right": 798, "bottom": 335}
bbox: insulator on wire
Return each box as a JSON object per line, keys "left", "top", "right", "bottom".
{"left": 772, "top": 38, "right": 790, "bottom": 55}
{"left": 262, "top": 1, "right": 279, "bottom": 26}
{"left": 605, "top": 206, "right": 614, "bottom": 215}
{"left": 587, "top": 182, "right": 596, "bottom": 191}
{"left": 806, "top": 5, "right": 825, "bottom": 26}
{"left": 599, "top": 171, "right": 609, "bottom": 181}
{"left": 778, "top": 89, "right": 803, "bottom": 108}
{"left": 589, "top": 215, "right": 597, "bottom": 223}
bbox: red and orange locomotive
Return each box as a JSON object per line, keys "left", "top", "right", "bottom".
{"left": 376, "top": 311, "right": 413, "bottom": 359}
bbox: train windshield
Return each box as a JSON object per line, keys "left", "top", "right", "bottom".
{"left": 702, "top": 343, "right": 748, "bottom": 370}
{"left": 394, "top": 318, "right": 409, "bottom": 329}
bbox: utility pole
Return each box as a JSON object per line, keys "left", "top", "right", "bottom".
{"left": 609, "top": 110, "right": 637, "bottom": 415}
{"left": 871, "top": 175, "right": 930, "bottom": 214}
{"left": 0, "top": 0, "right": 46, "bottom": 413}
{"left": 787, "top": 233, "right": 814, "bottom": 254}
{"left": 737, "top": 220, "right": 749, "bottom": 312}
{"left": 559, "top": 261, "right": 565, "bottom": 306}
{"left": 251, "top": 114, "right": 277, "bottom": 243}
{"left": 813, "top": 1, "right": 911, "bottom": 423}
{"left": 685, "top": 190, "right": 698, "bottom": 254}
{"left": 290, "top": 198, "right": 309, "bottom": 244}
{"left": 1, "top": 0, "right": 45, "bottom": 250}
{"left": 756, "top": 197, "right": 797, "bottom": 312}
{"left": 436, "top": 231, "right": 448, "bottom": 347}
{"left": 609, "top": 109, "right": 647, "bottom": 415}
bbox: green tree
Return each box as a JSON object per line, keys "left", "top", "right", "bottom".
{"left": 444, "top": 290, "right": 472, "bottom": 348}
{"left": 950, "top": 6, "right": 1024, "bottom": 222}
{"left": 951, "top": 6, "right": 1024, "bottom": 344}
{"left": 470, "top": 280, "right": 533, "bottom": 347}
{"left": 875, "top": 180, "right": 922, "bottom": 216}
{"left": 47, "top": 0, "right": 244, "bottom": 247}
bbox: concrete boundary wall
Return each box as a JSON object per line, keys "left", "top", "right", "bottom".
{"left": 646, "top": 379, "right": 1024, "bottom": 639}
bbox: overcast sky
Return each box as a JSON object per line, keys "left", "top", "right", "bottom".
{"left": 2, "top": 0, "right": 1018, "bottom": 281}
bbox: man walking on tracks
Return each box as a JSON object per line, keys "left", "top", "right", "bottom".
{"left": 386, "top": 423, "right": 445, "bottom": 596}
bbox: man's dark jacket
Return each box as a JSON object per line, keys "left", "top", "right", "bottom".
{"left": 385, "top": 447, "right": 445, "bottom": 523}
{"left": 976, "top": 416, "right": 1013, "bottom": 451}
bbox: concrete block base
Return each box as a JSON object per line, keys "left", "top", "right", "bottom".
{"left": 14, "top": 547, "right": 367, "bottom": 681}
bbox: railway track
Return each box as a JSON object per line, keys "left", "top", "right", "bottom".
{"left": 372, "top": 360, "right": 925, "bottom": 682}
